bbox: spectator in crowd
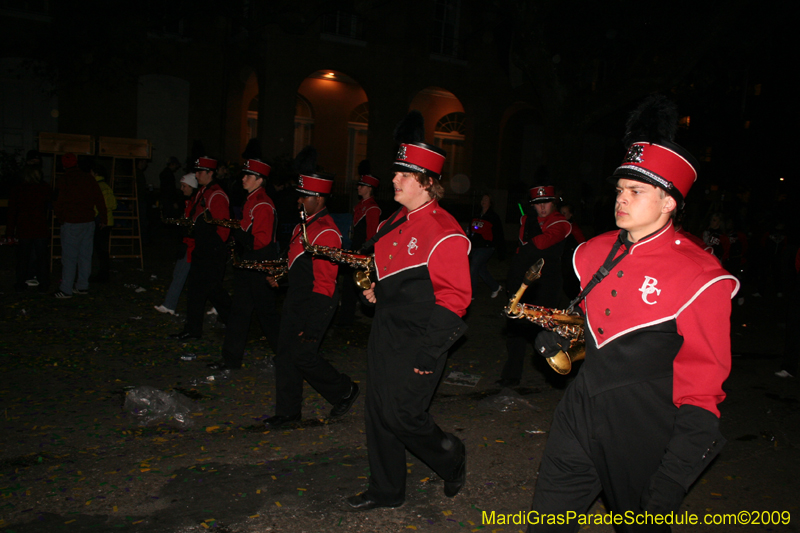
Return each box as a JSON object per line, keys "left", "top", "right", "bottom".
{"left": 89, "top": 165, "right": 117, "bottom": 283}
{"left": 468, "top": 193, "right": 505, "bottom": 299}
{"left": 155, "top": 173, "right": 198, "bottom": 315}
{"left": 6, "top": 163, "right": 52, "bottom": 292}
{"left": 52, "top": 153, "right": 106, "bottom": 299}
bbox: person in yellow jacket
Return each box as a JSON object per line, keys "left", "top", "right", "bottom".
{"left": 91, "top": 165, "right": 117, "bottom": 282}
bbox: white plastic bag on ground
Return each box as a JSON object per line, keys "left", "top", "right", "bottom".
{"left": 124, "top": 385, "right": 199, "bottom": 428}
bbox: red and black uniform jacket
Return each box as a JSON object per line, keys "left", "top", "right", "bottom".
{"left": 350, "top": 196, "right": 381, "bottom": 252}
{"left": 574, "top": 222, "right": 739, "bottom": 493}
{"left": 187, "top": 182, "right": 230, "bottom": 258}
{"left": 234, "top": 187, "right": 277, "bottom": 261}
{"left": 286, "top": 208, "right": 341, "bottom": 316}
{"left": 7, "top": 181, "right": 52, "bottom": 239}
{"left": 372, "top": 200, "right": 471, "bottom": 370}
{"left": 53, "top": 167, "right": 107, "bottom": 225}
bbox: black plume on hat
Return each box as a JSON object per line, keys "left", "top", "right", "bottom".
{"left": 622, "top": 94, "right": 679, "bottom": 148}
{"left": 393, "top": 110, "right": 425, "bottom": 144}
{"left": 358, "top": 159, "right": 370, "bottom": 176}
{"left": 241, "top": 138, "right": 262, "bottom": 161}
{"left": 293, "top": 145, "right": 318, "bottom": 176}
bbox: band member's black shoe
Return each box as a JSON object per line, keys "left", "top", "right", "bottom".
{"left": 444, "top": 438, "right": 466, "bottom": 497}
{"left": 263, "top": 413, "right": 301, "bottom": 430}
{"left": 345, "top": 492, "right": 403, "bottom": 511}
{"left": 169, "top": 331, "right": 201, "bottom": 340}
{"left": 329, "top": 382, "right": 360, "bottom": 418}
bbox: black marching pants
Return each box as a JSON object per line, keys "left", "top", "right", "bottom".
{"left": 221, "top": 269, "right": 280, "bottom": 367}
{"left": 365, "top": 341, "right": 461, "bottom": 503}
{"left": 184, "top": 251, "right": 231, "bottom": 336}
{"left": 272, "top": 294, "right": 350, "bottom": 416}
{"left": 528, "top": 373, "right": 674, "bottom": 533}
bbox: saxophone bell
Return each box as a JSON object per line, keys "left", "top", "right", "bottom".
{"left": 545, "top": 342, "right": 586, "bottom": 376}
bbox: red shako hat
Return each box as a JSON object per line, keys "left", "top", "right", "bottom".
{"left": 613, "top": 141, "right": 698, "bottom": 205}
{"left": 357, "top": 174, "right": 380, "bottom": 188}
{"left": 297, "top": 172, "right": 334, "bottom": 197}
{"left": 392, "top": 142, "right": 446, "bottom": 180}
{"left": 612, "top": 95, "right": 699, "bottom": 207}
{"left": 243, "top": 159, "right": 271, "bottom": 178}
{"left": 529, "top": 185, "right": 557, "bottom": 204}
{"left": 194, "top": 157, "right": 218, "bottom": 172}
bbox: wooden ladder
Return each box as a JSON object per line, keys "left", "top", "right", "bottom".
{"left": 98, "top": 137, "right": 151, "bottom": 270}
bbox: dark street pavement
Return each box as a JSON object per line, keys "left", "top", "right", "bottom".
{"left": 1, "top": 228, "right": 798, "bottom": 532}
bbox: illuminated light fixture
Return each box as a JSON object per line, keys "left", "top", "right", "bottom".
{"left": 325, "top": 72, "right": 336, "bottom": 78}
{"left": 779, "top": 177, "right": 785, "bottom": 181}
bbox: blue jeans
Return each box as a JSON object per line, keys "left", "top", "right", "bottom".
{"left": 163, "top": 253, "right": 191, "bottom": 311}
{"left": 59, "top": 222, "right": 95, "bottom": 294}
{"left": 470, "top": 247, "right": 500, "bottom": 292}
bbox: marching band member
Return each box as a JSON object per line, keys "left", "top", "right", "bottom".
{"left": 528, "top": 96, "right": 739, "bottom": 531}
{"left": 208, "top": 159, "right": 280, "bottom": 370}
{"left": 347, "top": 112, "right": 471, "bottom": 510}
{"left": 170, "top": 157, "right": 232, "bottom": 340}
{"left": 338, "top": 167, "right": 381, "bottom": 326}
{"left": 497, "top": 185, "right": 571, "bottom": 387}
{"left": 264, "top": 169, "right": 359, "bottom": 429}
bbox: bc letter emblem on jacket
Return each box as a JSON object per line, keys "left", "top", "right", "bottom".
{"left": 639, "top": 276, "right": 661, "bottom": 305}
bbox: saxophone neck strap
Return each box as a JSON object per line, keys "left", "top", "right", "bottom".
{"left": 566, "top": 233, "right": 629, "bottom": 313}
{"left": 361, "top": 208, "right": 406, "bottom": 252}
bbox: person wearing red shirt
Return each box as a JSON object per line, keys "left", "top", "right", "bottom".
{"left": 347, "top": 115, "right": 471, "bottom": 511}
{"left": 529, "top": 97, "right": 739, "bottom": 531}
{"left": 170, "top": 157, "right": 232, "bottom": 340}
{"left": 208, "top": 159, "right": 280, "bottom": 370}
{"left": 497, "top": 185, "right": 571, "bottom": 387}
{"left": 263, "top": 171, "right": 358, "bottom": 429}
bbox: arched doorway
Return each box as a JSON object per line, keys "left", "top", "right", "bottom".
{"left": 295, "top": 70, "right": 368, "bottom": 202}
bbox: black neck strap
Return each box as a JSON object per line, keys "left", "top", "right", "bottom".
{"left": 361, "top": 208, "right": 407, "bottom": 252}
{"left": 567, "top": 233, "right": 629, "bottom": 313}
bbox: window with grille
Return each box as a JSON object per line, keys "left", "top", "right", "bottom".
{"left": 430, "top": 0, "right": 460, "bottom": 57}
{"left": 321, "top": 11, "right": 364, "bottom": 40}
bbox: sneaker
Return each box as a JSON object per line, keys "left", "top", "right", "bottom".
{"left": 154, "top": 305, "right": 176, "bottom": 315}
{"left": 491, "top": 285, "right": 504, "bottom": 299}
{"left": 54, "top": 291, "right": 72, "bottom": 299}
{"left": 775, "top": 370, "right": 794, "bottom": 378}
{"left": 25, "top": 278, "right": 39, "bottom": 287}
{"left": 206, "top": 307, "right": 218, "bottom": 315}
{"left": 73, "top": 288, "right": 88, "bottom": 295}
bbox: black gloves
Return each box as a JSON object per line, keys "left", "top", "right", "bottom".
{"left": 641, "top": 404, "right": 726, "bottom": 512}
{"left": 522, "top": 213, "right": 542, "bottom": 242}
{"left": 641, "top": 470, "right": 686, "bottom": 513}
{"left": 234, "top": 228, "right": 254, "bottom": 251}
{"left": 414, "top": 305, "right": 468, "bottom": 372}
{"left": 535, "top": 330, "right": 572, "bottom": 358}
